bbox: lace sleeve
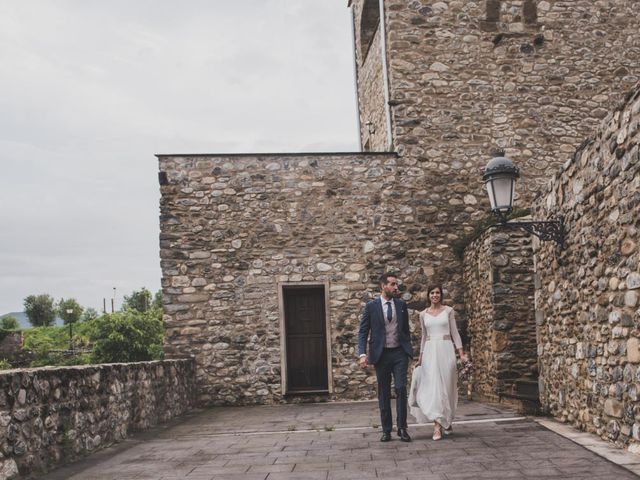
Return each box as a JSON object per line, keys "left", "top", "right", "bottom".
{"left": 448, "top": 307, "right": 463, "bottom": 349}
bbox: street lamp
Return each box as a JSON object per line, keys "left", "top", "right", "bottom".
{"left": 482, "top": 150, "right": 564, "bottom": 246}
{"left": 66, "top": 308, "right": 74, "bottom": 351}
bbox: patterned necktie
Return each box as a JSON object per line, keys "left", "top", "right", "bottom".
{"left": 386, "top": 301, "right": 392, "bottom": 322}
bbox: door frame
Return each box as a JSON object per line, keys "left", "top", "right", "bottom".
{"left": 278, "top": 281, "right": 333, "bottom": 395}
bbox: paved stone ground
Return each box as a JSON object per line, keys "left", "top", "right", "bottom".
{"left": 36, "top": 400, "right": 639, "bottom": 480}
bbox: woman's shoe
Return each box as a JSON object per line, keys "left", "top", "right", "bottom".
{"left": 443, "top": 425, "right": 452, "bottom": 436}
{"left": 432, "top": 424, "right": 442, "bottom": 441}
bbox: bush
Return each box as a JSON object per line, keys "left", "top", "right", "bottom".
{"left": 91, "top": 310, "right": 164, "bottom": 363}
{"left": 23, "top": 330, "right": 57, "bottom": 356}
{"left": 22, "top": 322, "right": 95, "bottom": 367}
{"left": 22, "top": 328, "right": 59, "bottom": 367}
{"left": 18, "top": 311, "right": 165, "bottom": 367}
{"left": 24, "top": 321, "right": 94, "bottom": 348}
{"left": 0, "top": 316, "right": 19, "bottom": 330}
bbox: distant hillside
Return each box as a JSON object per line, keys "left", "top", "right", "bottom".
{"left": 0, "top": 312, "right": 63, "bottom": 329}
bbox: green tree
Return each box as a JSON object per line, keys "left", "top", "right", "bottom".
{"left": 91, "top": 310, "right": 164, "bottom": 363}
{"left": 123, "top": 287, "right": 153, "bottom": 313}
{"left": 57, "top": 298, "right": 84, "bottom": 325}
{"left": 153, "top": 289, "right": 163, "bottom": 310}
{"left": 0, "top": 315, "right": 19, "bottom": 330}
{"left": 23, "top": 294, "right": 56, "bottom": 327}
{"left": 80, "top": 307, "right": 99, "bottom": 322}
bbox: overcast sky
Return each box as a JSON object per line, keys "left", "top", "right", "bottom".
{"left": 0, "top": 1, "right": 359, "bottom": 314}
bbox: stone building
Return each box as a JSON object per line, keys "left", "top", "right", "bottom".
{"left": 158, "top": 1, "right": 640, "bottom": 407}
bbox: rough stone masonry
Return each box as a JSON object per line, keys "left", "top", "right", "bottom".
{"left": 159, "top": 0, "right": 640, "bottom": 407}
{"left": 158, "top": 152, "right": 447, "bottom": 405}
{"left": 534, "top": 83, "right": 640, "bottom": 450}
{"left": 351, "top": 0, "right": 640, "bottom": 316}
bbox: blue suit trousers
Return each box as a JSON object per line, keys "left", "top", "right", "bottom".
{"left": 374, "top": 347, "right": 409, "bottom": 433}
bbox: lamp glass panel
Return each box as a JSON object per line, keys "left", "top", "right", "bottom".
{"left": 486, "top": 181, "right": 497, "bottom": 210}
{"left": 490, "top": 176, "right": 514, "bottom": 211}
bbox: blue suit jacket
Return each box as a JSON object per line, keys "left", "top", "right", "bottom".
{"left": 358, "top": 297, "right": 413, "bottom": 365}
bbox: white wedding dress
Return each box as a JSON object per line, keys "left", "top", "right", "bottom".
{"left": 409, "top": 306, "right": 463, "bottom": 429}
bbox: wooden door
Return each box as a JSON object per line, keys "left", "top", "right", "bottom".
{"left": 283, "top": 286, "right": 328, "bottom": 392}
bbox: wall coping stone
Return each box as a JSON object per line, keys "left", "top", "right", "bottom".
{"left": 155, "top": 152, "right": 399, "bottom": 159}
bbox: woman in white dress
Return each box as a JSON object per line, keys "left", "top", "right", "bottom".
{"left": 410, "top": 285, "right": 466, "bottom": 440}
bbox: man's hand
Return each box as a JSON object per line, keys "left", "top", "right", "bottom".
{"left": 358, "top": 356, "right": 368, "bottom": 369}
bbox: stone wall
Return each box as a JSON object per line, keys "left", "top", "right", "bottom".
{"left": 351, "top": 0, "right": 389, "bottom": 151}
{"left": 155, "top": 0, "right": 640, "bottom": 410}
{"left": 0, "top": 332, "right": 22, "bottom": 360}
{"left": 464, "top": 231, "right": 496, "bottom": 401}
{"left": 158, "top": 152, "right": 472, "bottom": 405}
{"left": 348, "top": 0, "right": 640, "bottom": 345}
{"left": 464, "top": 225, "right": 537, "bottom": 410}
{"left": 0, "top": 359, "right": 196, "bottom": 478}
{"left": 353, "top": 0, "right": 640, "bottom": 199}
{"left": 534, "top": 83, "right": 640, "bottom": 449}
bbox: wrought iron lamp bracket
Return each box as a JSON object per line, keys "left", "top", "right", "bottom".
{"left": 492, "top": 212, "right": 564, "bottom": 247}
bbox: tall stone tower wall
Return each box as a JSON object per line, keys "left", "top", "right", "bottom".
{"left": 351, "top": 0, "right": 389, "bottom": 151}
{"left": 352, "top": 0, "right": 640, "bottom": 210}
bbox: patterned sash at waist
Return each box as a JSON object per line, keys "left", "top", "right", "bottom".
{"left": 426, "top": 334, "right": 451, "bottom": 341}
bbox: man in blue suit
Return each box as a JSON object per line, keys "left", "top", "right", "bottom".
{"left": 358, "top": 272, "right": 413, "bottom": 442}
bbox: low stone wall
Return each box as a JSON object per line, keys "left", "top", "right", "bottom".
{"left": 534, "top": 83, "right": 640, "bottom": 449}
{"left": 464, "top": 226, "right": 537, "bottom": 411}
{"left": 0, "top": 359, "right": 196, "bottom": 478}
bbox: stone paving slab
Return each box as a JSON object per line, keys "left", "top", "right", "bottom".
{"left": 535, "top": 417, "right": 640, "bottom": 475}
{"left": 35, "top": 399, "right": 639, "bottom": 480}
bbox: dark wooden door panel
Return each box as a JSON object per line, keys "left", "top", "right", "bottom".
{"left": 284, "top": 287, "right": 328, "bottom": 392}
{"left": 286, "top": 337, "right": 328, "bottom": 390}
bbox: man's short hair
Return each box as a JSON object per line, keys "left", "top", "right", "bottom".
{"left": 378, "top": 272, "right": 398, "bottom": 287}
